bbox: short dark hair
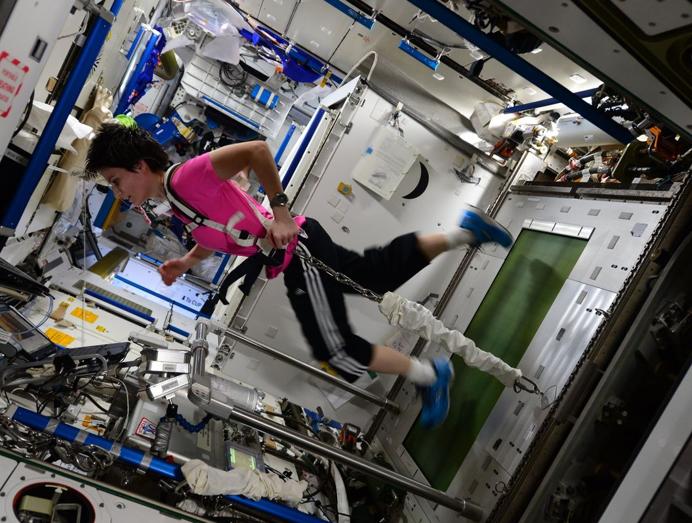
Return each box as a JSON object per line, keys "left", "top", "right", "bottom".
{"left": 82, "top": 122, "right": 169, "bottom": 179}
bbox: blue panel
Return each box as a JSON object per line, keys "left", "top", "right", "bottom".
{"left": 406, "top": 0, "right": 631, "bottom": 143}
{"left": 93, "top": 190, "right": 115, "bottom": 229}
{"left": 398, "top": 40, "right": 439, "bottom": 71}
{"left": 115, "top": 28, "right": 162, "bottom": 115}
{"left": 202, "top": 96, "right": 261, "bottom": 130}
{"left": 113, "top": 274, "right": 206, "bottom": 317}
{"left": 139, "top": 253, "right": 162, "bottom": 266}
{"left": 125, "top": 26, "right": 144, "bottom": 60}
{"left": 504, "top": 88, "right": 599, "bottom": 114}
{"left": 323, "top": 0, "right": 375, "bottom": 29}
{"left": 212, "top": 254, "right": 231, "bottom": 284}
{"left": 224, "top": 495, "right": 328, "bottom": 523}
{"left": 165, "top": 324, "right": 190, "bottom": 337}
{"left": 281, "top": 109, "right": 325, "bottom": 189}
{"left": 274, "top": 124, "right": 297, "bottom": 166}
{"left": 259, "top": 90, "right": 272, "bottom": 106}
{"left": 286, "top": 47, "right": 326, "bottom": 77}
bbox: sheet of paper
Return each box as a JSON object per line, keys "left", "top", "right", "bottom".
{"left": 352, "top": 126, "right": 418, "bottom": 200}
{"left": 310, "top": 372, "right": 377, "bottom": 410}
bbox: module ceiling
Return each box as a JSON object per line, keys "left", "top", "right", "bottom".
{"left": 235, "top": 0, "right": 603, "bottom": 118}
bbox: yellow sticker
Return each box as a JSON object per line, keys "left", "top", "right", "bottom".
{"left": 71, "top": 307, "right": 98, "bottom": 323}
{"left": 96, "top": 325, "right": 108, "bottom": 333}
{"left": 44, "top": 327, "right": 76, "bottom": 346}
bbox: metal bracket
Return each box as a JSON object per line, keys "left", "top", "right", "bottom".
{"left": 74, "top": 0, "right": 115, "bottom": 23}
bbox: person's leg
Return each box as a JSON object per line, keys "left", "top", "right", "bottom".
{"left": 368, "top": 344, "right": 452, "bottom": 427}
{"left": 416, "top": 207, "right": 515, "bottom": 261}
{"left": 416, "top": 231, "right": 474, "bottom": 261}
{"left": 286, "top": 218, "right": 453, "bottom": 427}
{"left": 369, "top": 344, "right": 433, "bottom": 381}
{"left": 336, "top": 207, "right": 514, "bottom": 295}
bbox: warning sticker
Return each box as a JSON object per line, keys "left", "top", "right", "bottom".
{"left": 135, "top": 417, "right": 157, "bottom": 440}
{"left": 0, "top": 51, "right": 29, "bottom": 118}
{"left": 44, "top": 327, "right": 76, "bottom": 347}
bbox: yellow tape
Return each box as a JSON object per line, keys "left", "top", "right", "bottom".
{"left": 96, "top": 325, "right": 108, "bottom": 333}
{"left": 71, "top": 307, "right": 98, "bottom": 323}
{"left": 44, "top": 328, "right": 76, "bottom": 347}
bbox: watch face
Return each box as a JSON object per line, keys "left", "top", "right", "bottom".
{"left": 271, "top": 193, "right": 289, "bottom": 206}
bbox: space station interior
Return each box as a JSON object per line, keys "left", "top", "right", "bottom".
{"left": 0, "top": 0, "right": 690, "bottom": 522}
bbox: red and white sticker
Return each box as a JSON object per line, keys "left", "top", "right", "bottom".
{"left": 0, "top": 51, "right": 29, "bottom": 118}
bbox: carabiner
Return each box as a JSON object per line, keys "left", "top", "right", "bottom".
{"left": 513, "top": 376, "right": 542, "bottom": 396}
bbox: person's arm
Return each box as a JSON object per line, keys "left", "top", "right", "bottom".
{"left": 209, "top": 141, "right": 299, "bottom": 249}
{"left": 232, "top": 167, "right": 251, "bottom": 191}
{"left": 158, "top": 244, "right": 214, "bottom": 286}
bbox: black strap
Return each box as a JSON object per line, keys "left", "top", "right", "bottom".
{"left": 200, "top": 249, "right": 287, "bottom": 316}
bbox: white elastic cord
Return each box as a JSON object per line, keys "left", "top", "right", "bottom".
{"left": 378, "top": 292, "right": 522, "bottom": 387}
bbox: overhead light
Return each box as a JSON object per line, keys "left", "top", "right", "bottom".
{"left": 530, "top": 47, "right": 543, "bottom": 54}
{"left": 569, "top": 73, "right": 587, "bottom": 84}
{"left": 432, "top": 72, "right": 445, "bottom": 80}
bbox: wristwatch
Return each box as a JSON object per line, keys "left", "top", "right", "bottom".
{"left": 269, "top": 192, "right": 289, "bottom": 208}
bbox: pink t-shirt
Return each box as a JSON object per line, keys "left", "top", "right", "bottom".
{"left": 170, "top": 153, "right": 305, "bottom": 279}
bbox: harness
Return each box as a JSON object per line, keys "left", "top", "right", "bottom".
{"left": 162, "top": 164, "right": 285, "bottom": 311}
{"left": 163, "top": 163, "right": 277, "bottom": 252}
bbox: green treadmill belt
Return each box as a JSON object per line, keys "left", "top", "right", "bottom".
{"left": 404, "top": 229, "right": 587, "bottom": 491}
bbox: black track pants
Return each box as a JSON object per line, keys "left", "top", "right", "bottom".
{"left": 283, "top": 217, "right": 429, "bottom": 382}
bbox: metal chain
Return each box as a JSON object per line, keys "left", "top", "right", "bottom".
{"left": 293, "top": 249, "right": 383, "bottom": 303}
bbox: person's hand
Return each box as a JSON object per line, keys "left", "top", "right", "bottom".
{"left": 158, "top": 257, "right": 191, "bottom": 286}
{"left": 267, "top": 210, "right": 300, "bottom": 249}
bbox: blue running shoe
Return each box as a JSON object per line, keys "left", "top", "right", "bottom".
{"left": 419, "top": 358, "right": 454, "bottom": 429}
{"left": 460, "top": 207, "right": 514, "bottom": 248}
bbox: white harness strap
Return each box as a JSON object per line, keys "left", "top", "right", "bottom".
{"left": 163, "top": 163, "right": 274, "bottom": 251}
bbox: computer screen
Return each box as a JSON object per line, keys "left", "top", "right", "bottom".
{"left": 225, "top": 441, "right": 264, "bottom": 472}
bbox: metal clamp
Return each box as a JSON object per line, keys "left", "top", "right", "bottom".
{"left": 513, "top": 376, "right": 542, "bottom": 396}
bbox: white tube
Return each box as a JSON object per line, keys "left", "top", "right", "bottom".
{"left": 342, "top": 51, "right": 378, "bottom": 84}
{"left": 378, "top": 292, "right": 522, "bottom": 387}
{"left": 330, "top": 461, "right": 351, "bottom": 523}
{"left": 182, "top": 459, "right": 308, "bottom": 503}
